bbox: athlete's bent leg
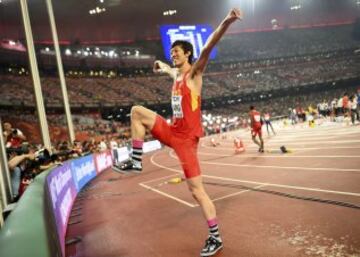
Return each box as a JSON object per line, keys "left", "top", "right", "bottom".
{"left": 131, "top": 105, "right": 157, "bottom": 139}
{"left": 119, "top": 106, "right": 157, "bottom": 171}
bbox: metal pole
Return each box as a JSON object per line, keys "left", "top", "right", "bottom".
{"left": 0, "top": 118, "right": 11, "bottom": 207}
{"left": 0, "top": 202, "right": 3, "bottom": 228}
{"left": 20, "top": 0, "right": 52, "bottom": 150}
{"left": 45, "top": 0, "right": 75, "bottom": 143}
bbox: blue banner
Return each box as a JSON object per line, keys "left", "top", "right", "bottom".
{"left": 70, "top": 155, "right": 97, "bottom": 192}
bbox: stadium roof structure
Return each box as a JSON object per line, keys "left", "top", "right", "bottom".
{"left": 0, "top": 0, "right": 359, "bottom": 45}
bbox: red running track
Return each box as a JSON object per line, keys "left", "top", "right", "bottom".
{"left": 66, "top": 122, "right": 360, "bottom": 257}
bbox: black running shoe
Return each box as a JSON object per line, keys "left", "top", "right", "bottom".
{"left": 200, "top": 236, "right": 223, "bottom": 257}
{"left": 119, "top": 159, "right": 142, "bottom": 172}
{"left": 258, "top": 147, "right": 264, "bottom": 153}
{"left": 280, "top": 146, "right": 288, "bottom": 153}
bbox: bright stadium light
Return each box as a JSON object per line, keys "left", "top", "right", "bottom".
{"left": 290, "top": 5, "right": 301, "bottom": 10}
{"left": 163, "top": 9, "right": 177, "bottom": 16}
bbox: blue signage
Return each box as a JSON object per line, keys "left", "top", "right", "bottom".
{"left": 160, "top": 24, "right": 217, "bottom": 61}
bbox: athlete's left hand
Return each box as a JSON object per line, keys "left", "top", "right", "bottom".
{"left": 226, "top": 8, "right": 243, "bottom": 23}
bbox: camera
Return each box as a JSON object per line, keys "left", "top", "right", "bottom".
{"left": 12, "top": 129, "right": 18, "bottom": 136}
{"left": 6, "top": 144, "right": 29, "bottom": 157}
{"left": 34, "top": 148, "right": 51, "bottom": 163}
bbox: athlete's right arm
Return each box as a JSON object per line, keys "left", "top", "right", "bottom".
{"left": 153, "top": 60, "right": 176, "bottom": 79}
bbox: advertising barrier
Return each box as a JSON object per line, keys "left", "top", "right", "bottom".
{"left": 0, "top": 141, "right": 163, "bottom": 257}
{"left": 46, "top": 162, "right": 77, "bottom": 256}
{"left": 143, "top": 140, "right": 162, "bottom": 153}
{"left": 70, "top": 155, "right": 97, "bottom": 192}
{"left": 94, "top": 150, "right": 113, "bottom": 174}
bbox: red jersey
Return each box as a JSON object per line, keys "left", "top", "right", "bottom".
{"left": 249, "top": 110, "right": 262, "bottom": 129}
{"left": 342, "top": 96, "right": 349, "bottom": 108}
{"left": 170, "top": 73, "right": 204, "bottom": 138}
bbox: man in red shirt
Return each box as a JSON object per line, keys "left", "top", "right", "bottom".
{"left": 119, "top": 8, "right": 243, "bottom": 256}
{"left": 3, "top": 122, "right": 26, "bottom": 148}
{"left": 249, "top": 106, "right": 264, "bottom": 152}
{"left": 342, "top": 92, "right": 349, "bottom": 117}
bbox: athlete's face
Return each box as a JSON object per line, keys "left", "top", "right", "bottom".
{"left": 170, "top": 46, "right": 190, "bottom": 67}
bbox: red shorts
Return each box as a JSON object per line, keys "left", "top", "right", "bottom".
{"left": 150, "top": 116, "right": 200, "bottom": 178}
{"left": 251, "top": 126, "right": 262, "bottom": 137}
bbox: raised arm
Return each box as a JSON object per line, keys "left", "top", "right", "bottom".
{"left": 8, "top": 153, "right": 35, "bottom": 171}
{"left": 190, "top": 8, "right": 243, "bottom": 78}
{"left": 153, "top": 60, "right": 176, "bottom": 79}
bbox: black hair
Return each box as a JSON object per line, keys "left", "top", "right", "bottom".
{"left": 171, "top": 40, "right": 194, "bottom": 64}
{"left": 250, "top": 105, "right": 255, "bottom": 110}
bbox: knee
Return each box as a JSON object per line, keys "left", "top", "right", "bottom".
{"left": 131, "top": 105, "right": 143, "bottom": 120}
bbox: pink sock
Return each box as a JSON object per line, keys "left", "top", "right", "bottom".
{"left": 132, "top": 139, "right": 143, "bottom": 148}
{"left": 207, "top": 218, "right": 218, "bottom": 227}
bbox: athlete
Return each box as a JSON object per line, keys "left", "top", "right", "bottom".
{"left": 263, "top": 111, "right": 276, "bottom": 136}
{"left": 119, "top": 8, "right": 243, "bottom": 256}
{"left": 249, "top": 105, "right": 264, "bottom": 152}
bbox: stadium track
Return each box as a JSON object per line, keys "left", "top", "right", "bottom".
{"left": 66, "top": 122, "right": 360, "bottom": 257}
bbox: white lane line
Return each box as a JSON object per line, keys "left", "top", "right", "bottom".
{"left": 217, "top": 138, "right": 360, "bottom": 145}
{"left": 150, "top": 151, "right": 360, "bottom": 198}
{"left": 197, "top": 152, "right": 360, "bottom": 158}
{"left": 139, "top": 182, "right": 196, "bottom": 208}
{"left": 140, "top": 174, "right": 179, "bottom": 184}
{"left": 277, "top": 128, "right": 359, "bottom": 133}
{"left": 201, "top": 160, "right": 360, "bottom": 172}
{"left": 202, "top": 140, "right": 360, "bottom": 150}
{"left": 200, "top": 145, "right": 360, "bottom": 151}
{"left": 205, "top": 127, "right": 359, "bottom": 143}
{"left": 211, "top": 184, "right": 267, "bottom": 203}
{"left": 167, "top": 150, "right": 360, "bottom": 172}
{"left": 201, "top": 174, "right": 360, "bottom": 197}
{"left": 268, "top": 131, "right": 360, "bottom": 137}
{"left": 146, "top": 153, "right": 268, "bottom": 207}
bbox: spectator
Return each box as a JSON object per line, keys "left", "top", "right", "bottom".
{"left": 3, "top": 122, "right": 26, "bottom": 148}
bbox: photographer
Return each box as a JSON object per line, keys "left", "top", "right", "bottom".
{"left": 7, "top": 146, "right": 58, "bottom": 200}
{"left": 3, "top": 122, "right": 27, "bottom": 148}
{"left": 7, "top": 151, "right": 35, "bottom": 200}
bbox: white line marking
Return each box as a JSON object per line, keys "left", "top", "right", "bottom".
{"left": 150, "top": 152, "right": 360, "bottom": 197}
{"left": 150, "top": 152, "right": 182, "bottom": 174}
{"left": 217, "top": 138, "right": 360, "bottom": 145}
{"left": 201, "top": 174, "right": 360, "bottom": 197}
{"left": 202, "top": 160, "right": 360, "bottom": 172}
{"left": 139, "top": 183, "right": 196, "bottom": 207}
{"left": 211, "top": 184, "right": 267, "bottom": 203}
{"left": 200, "top": 145, "right": 360, "bottom": 151}
{"left": 198, "top": 152, "right": 360, "bottom": 158}
{"left": 140, "top": 174, "right": 179, "bottom": 184}
{"left": 168, "top": 150, "right": 360, "bottom": 172}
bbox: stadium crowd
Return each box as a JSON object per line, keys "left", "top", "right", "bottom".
{"left": 1, "top": 24, "right": 360, "bottom": 201}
